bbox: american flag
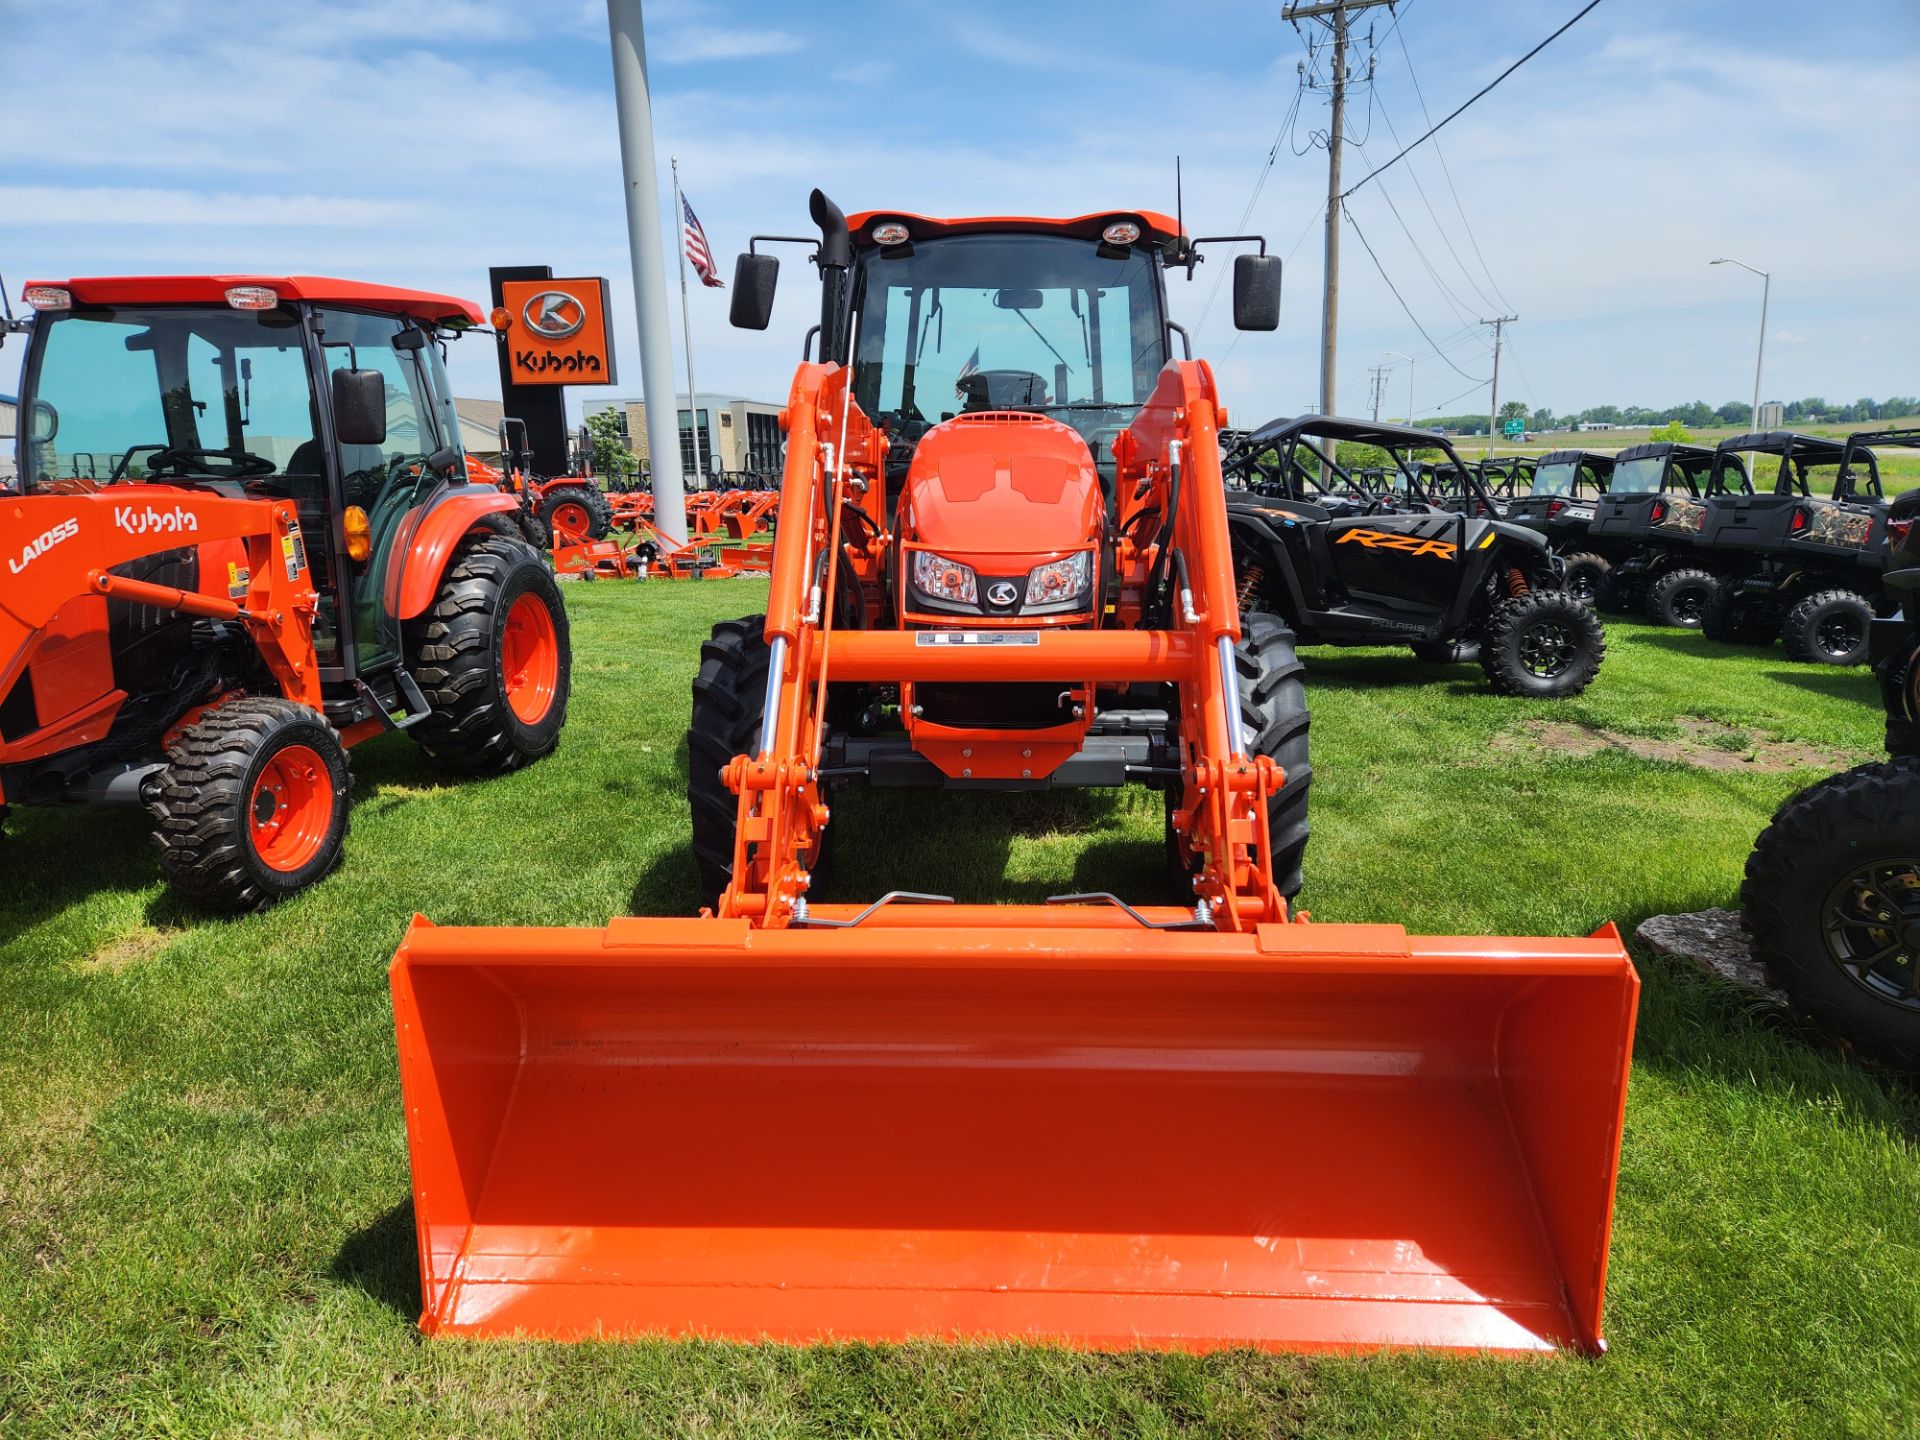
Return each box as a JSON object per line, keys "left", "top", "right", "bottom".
{"left": 681, "top": 193, "right": 724, "bottom": 289}
{"left": 954, "top": 345, "right": 981, "bottom": 397}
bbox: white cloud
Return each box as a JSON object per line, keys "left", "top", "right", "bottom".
{"left": 655, "top": 26, "right": 804, "bottom": 61}
{"left": 0, "top": 186, "right": 424, "bottom": 228}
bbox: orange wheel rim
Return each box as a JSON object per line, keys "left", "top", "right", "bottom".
{"left": 502, "top": 592, "right": 560, "bottom": 724}
{"left": 249, "top": 743, "right": 332, "bottom": 872}
{"left": 550, "top": 503, "right": 590, "bottom": 542}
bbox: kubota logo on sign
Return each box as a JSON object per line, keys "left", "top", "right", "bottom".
{"left": 8, "top": 516, "right": 79, "bottom": 574}
{"left": 499, "top": 276, "right": 617, "bottom": 388}
{"left": 1334, "top": 526, "right": 1458, "bottom": 559}
{"left": 114, "top": 504, "right": 199, "bottom": 537}
{"left": 522, "top": 290, "right": 585, "bottom": 340}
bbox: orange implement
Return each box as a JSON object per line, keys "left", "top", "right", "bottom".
{"left": 391, "top": 910, "right": 1636, "bottom": 1354}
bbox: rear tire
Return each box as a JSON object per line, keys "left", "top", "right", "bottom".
{"left": 407, "top": 533, "right": 571, "bottom": 774}
{"left": 539, "top": 484, "right": 613, "bottom": 544}
{"left": 1168, "top": 612, "right": 1311, "bottom": 905}
{"left": 1643, "top": 567, "right": 1718, "bottom": 629}
{"left": 1479, "top": 590, "right": 1606, "bottom": 698}
{"left": 1559, "top": 552, "right": 1609, "bottom": 606}
{"left": 1743, "top": 760, "right": 1920, "bottom": 1069}
{"left": 1780, "top": 589, "right": 1873, "bottom": 666}
{"left": 149, "top": 696, "right": 351, "bottom": 912}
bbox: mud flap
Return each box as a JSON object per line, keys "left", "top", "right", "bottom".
{"left": 390, "top": 910, "right": 1637, "bottom": 1355}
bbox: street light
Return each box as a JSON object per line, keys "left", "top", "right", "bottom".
{"left": 1384, "top": 350, "right": 1414, "bottom": 427}
{"left": 1711, "top": 257, "right": 1770, "bottom": 432}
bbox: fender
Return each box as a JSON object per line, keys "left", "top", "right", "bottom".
{"left": 391, "top": 486, "right": 522, "bottom": 621}
{"left": 1224, "top": 502, "right": 1318, "bottom": 630}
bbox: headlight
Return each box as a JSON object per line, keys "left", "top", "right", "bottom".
{"left": 1025, "top": 551, "right": 1090, "bottom": 606}
{"left": 911, "top": 550, "right": 977, "bottom": 604}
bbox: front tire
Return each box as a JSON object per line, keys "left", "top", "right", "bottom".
{"left": 1780, "top": 589, "right": 1873, "bottom": 666}
{"left": 1702, "top": 584, "right": 1781, "bottom": 646}
{"left": 407, "top": 533, "right": 571, "bottom": 774}
{"left": 1479, "top": 590, "right": 1606, "bottom": 698}
{"left": 1744, "top": 760, "right": 1920, "bottom": 1069}
{"left": 149, "top": 697, "right": 351, "bottom": 912}
{"left": 1644, "top": 567, "right": 1719, "bottom": 629}
{"left": 1559, "top": 552, "right": 1609, "bottom": 606}
{"left": 539, "top": 484, "right": 613, "bottom": 544}
{"left": 1168, "top": 612, "right": 1311, "bottom": 905}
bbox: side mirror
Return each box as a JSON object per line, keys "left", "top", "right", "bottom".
{"left": 709, "top": 449, "right": 723, "bottom": 480}
{"left": 730, "top": 253, "right": 779, "bottom": 330}
{"left": 28, "top": 399, "right": 57, "bottom": 443}
{"left": 332, "top": 368, "right": 388, "bottom": 447}
{"left": 1233, "top": 254, "right": 1282, "bottom": 331}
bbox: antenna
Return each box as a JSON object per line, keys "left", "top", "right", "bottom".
{"left": 1174, "top": 156, "right": 1196, "bottom": 277}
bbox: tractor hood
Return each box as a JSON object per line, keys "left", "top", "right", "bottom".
{"left": 900, "top": 413, "right": 1103, "bottom": 562}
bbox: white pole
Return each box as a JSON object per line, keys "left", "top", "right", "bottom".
{"left": 1712, "top": 257, "right": 1770, "bottom": 432}
{"left": 1385, "top": 349, "right": 1413, "bottom": 426}
{"left": 672, "top": 156, "right": 705, "bottom": 490}
{"left": 606, "top": 0, "right": 686, "bottom": 544}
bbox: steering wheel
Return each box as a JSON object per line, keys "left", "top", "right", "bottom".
{"left": 146, "top": 446, "right": 278, "bottom": 480}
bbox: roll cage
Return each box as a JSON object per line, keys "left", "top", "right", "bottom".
{"left": 1712, "top": 430, "right": 1872, "bottom": 499}
{"left": 1222, "top": 415, "right": 1495, "bottom": 514}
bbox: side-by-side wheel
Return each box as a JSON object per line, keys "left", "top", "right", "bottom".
{"left": 1643, "top": 568, "right": 1719, "bottom": 629}
{"left": 1780, "top": 589, "right": 1873, "bottom": 667}
{"left": 407, "top": 533, "right": 572, "bottom": 774}
{"left": 1479, "top": 590, "right": 1606, "bottom": 698}
{"left": 1558, "top": 552, "right": 1610, "bottom": 607}
{"left": 1744, "top": 760, "right": 1920, "bottom": 1069}
{"left": 148, "top": 697, "right": 352, "bottom": 911}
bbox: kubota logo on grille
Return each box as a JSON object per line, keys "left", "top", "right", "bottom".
{"left": 985, "top": 581, "right": 1018, "bottom": 607}
{"left": 522, "top": 290, "right": 586, "bottom": 340}
{"left": 1334, "top": 526, "right": 1457, "bottom": 559}
{"left": 114, "top": 504, "right": 199, "bottom": 537}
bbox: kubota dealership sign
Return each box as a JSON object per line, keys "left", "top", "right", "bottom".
{"left": 497, "top": 277, "right": 617, "bottom": 386}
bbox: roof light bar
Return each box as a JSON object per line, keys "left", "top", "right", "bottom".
{"left": 224, "top": 285, "right": 279, "bottom": 311}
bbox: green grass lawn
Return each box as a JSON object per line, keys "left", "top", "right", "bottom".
{"left": 4, "top": 581, "right": 1917, "bottom": 1438}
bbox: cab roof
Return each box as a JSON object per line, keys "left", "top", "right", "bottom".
{"left": 844, "top": 209, "right": 1184, "bottom": 248}
{"left": 1614, "top": 441, "right": 1718, "bottom": 463}
{"left": 1715, "top": 430, "right": 1846, "bottom": 461}
{"left": 26, "top": 275, "right": 485, "bottom": 327}
{"left": 1536, "top": 448, "right": 1618, "bottom": 469}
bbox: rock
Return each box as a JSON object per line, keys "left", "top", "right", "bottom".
{"left": 1634, "top": 907, "right": 1790, "bottom": 1007}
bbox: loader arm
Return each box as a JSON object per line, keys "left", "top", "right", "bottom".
{"left": 0, "top": 488, "right": 321, "bottom": 764}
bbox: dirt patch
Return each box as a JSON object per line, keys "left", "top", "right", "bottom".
{"left": 1492, "top": 716, "right": 1862, "bottom": 774}
{"left": 79, "top": 925, "right": 174, "bottom": 974}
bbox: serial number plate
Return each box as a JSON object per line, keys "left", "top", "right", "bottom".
{"left": 914, "top": 631, "right": 1040, "bottom": 646}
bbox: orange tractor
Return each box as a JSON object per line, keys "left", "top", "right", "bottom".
{"left": 1, "top": 275, "right": 571, "bottom": 909}
{"left": 390, "top": 196, "right": 1638, "bottom": 1355}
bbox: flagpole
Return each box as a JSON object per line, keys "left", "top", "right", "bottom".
{"left": 671, "top": 156, "right": 705, "bottom": 490}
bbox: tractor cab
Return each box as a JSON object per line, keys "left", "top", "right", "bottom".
{"left": 13, "top": 278, "right": 486, "bottom": 716}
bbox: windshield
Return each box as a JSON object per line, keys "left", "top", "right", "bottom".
{"left": 1610, "top": 457, "right": 1669, "bottom": 494}
{"left": 1530, "top": 461, "right": 1582, "bottom": 497}
{"left": 20, "top": 304, "right": 453, "bottom": 493}
{"left": 851, "top": 233, "right": 1167, "bottom": 455}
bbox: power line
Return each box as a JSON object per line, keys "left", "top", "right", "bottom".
{"left": 1355, "top": 143, "right": 1480, "bottom": 328}
{"left": 1196, "top": 75, "right": 1313, "bottom": 333}
{"left": 1341, "top": 200, "right": 1488, "bottom": 383}
{"left": 1342, "top": 0, "right": 1606, "bottom": 200}
{"left": 1367, "top": 92, "right": 1505, "bottom": 316}
{"left": 1390, "top": 18, "right": 1514, "bottom": 312}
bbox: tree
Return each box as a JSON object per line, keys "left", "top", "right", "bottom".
{"left": 1529, "top": 407, "right": 1557, "bottom": 432}
{"left": 1715, "top": 401, "right": 1752, "bottom": 427}
{"left": 1649, "top": 419, "right": 1691, "bottom": 444}
{"left": 584, "top": 408, "right": 637, "bottom": 482}
{"left": 1498, "top": 400, "right": 1529, "bottom": 424}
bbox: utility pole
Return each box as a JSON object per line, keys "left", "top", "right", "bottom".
{"left": 606, "top": 0, "right": 687, "bottom": 544}
{"left": 1711, "top": 258, "right": 1770, "bottom": 431}
{"left": 1367, "top": 363, "right": 1388, "bottom": 422}
{"left": 1481, "top": 314, "right": 1517, "bottom": 458}
{"left": 1285, "top": 0, "right": 1395, "bottom": 435}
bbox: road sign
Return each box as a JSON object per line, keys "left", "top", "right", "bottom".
{"left": 1503, "top": 418, "right": 1526, "bottom": 438}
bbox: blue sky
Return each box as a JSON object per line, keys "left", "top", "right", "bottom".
{"left": 1, "top": 0, "right": 1914, "bottom": 424}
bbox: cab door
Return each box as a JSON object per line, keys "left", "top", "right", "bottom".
{"left": 312, "top": 308, "right": 458, "bottom": 673}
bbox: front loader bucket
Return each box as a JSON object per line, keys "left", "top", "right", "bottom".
{"left": 390, "top": 910, "right": 1637, "bottom": 1355}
